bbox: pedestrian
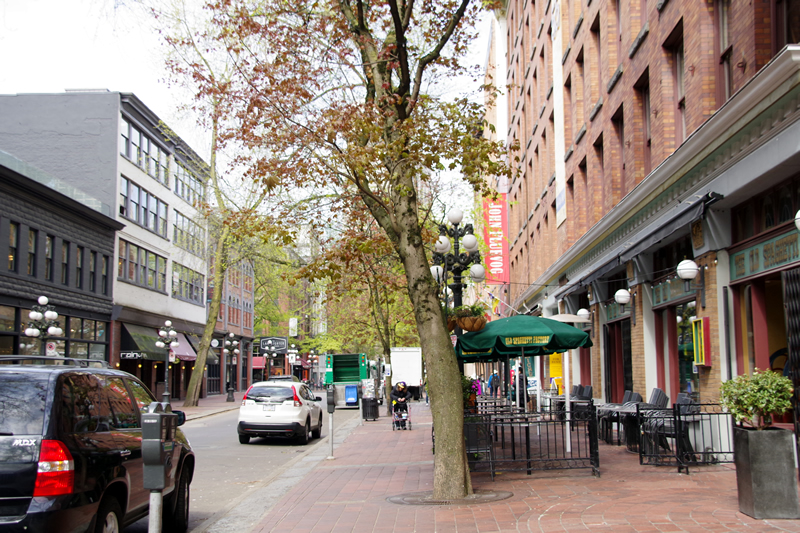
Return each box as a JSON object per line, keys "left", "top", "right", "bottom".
{"left": 489, "top": 371, "right": 500, "bottom": 398}
{"left": 391, "top": 381, "right": 412, "bottom": 429}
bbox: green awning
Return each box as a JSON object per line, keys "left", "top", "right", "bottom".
{"left": 121, "top": 323, "right": 163, "bottom": 361}
{"left": 186, "top": 335, "right": 220, "bottom": 364}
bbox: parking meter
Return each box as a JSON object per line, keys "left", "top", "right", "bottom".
{"left": 327, "top": 387, "right": 335, "bottom": 414}
{"left": 142, "top": 402, "right": 177, "bottom": 491}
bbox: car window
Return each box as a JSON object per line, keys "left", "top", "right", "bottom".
{"left": 104, "top": 377, "right": 139, "bottom": 429}
{"left": 301, "top": 386, "right": 313, "bottom": 401}
{"left": 0, "top": 372, "right": 49, "bottom": 435}
{"left": 127, "top": 379, "right": 155, "bottom": 414}
{"left": 247, "top": 385, "right": 293, "bottom": 401}
{"left": 60, "top": 373, "right": 114, "bottom": 433}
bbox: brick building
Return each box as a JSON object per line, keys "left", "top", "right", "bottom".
{"left": 491, "top": 0, "right": 800, "bottom": 403}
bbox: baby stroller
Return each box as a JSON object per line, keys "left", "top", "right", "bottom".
{"left": 392, "top": 402, "right": 411, "bottom": 431}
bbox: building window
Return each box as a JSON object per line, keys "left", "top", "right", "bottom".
{"left": 120, "top": 117, "right": 171, "bottom": 187}
{"left": 774, "top": 0, "right": 800, "bottom": 57}
{"left": 61, "top": 241, "right": 70, "bottom": 286}
{"left": 76, "top": 246, "right": 84, "bottom": 289}
{"left": 27, "top": 229, "right": 37, "bottom": 277}
{"left": 118, "top": 239, "right": 167, "bottom": 291}
{"left": 45, "top": 235, "right": 54, "bottom": 281}
{"left": 172, "top": 263, "right": 205, "bottom": 305}
{"left": 173, "top": 211, "right": 205, "bottom": 256}
{"left": 718, "top": 0, "right": 733, "bottom": 103}
{"left": 636, "top": 71, "right": 652, "bottom": 176}
{"left": 173, "top": 163, "right": 204, "bottom": 206}
{"left": 120, "top": 177, "right": 168, "bottom": 237}
{"left": 89, "top": 251, "right": 97, "bottom": 292}
{"left": 101, "top": 256, "right": 109, "bottom": 295}
{"left": 8, "top": 222, "right": 18, "bottom": 272}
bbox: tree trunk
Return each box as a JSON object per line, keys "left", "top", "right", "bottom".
{"left": 183, "top": 226, "right": 229, "bottom": 407}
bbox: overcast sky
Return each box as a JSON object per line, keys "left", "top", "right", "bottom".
{"left": 0, "top": 0, "right": 490, "bottom": 214}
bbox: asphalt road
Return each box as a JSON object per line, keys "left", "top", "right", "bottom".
{"left": 124, "top": 397, "right": 363, "bottom": 532}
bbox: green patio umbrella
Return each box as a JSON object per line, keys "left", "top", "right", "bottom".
{"left": 455, "top": 314, "right": 592, "bottom": 361}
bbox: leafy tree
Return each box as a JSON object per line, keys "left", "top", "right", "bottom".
{"left": 154, "top": 0, "right": 511, "bottom": 498}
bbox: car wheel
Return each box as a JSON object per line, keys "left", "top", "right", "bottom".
{"left": 238, "top": 434, "right": 250, "bottom": 444}
{"left": 311, "top": 415, "right": 322, "bottom": 439}
{"left": 298, "top": 419, "right": 311, "bottom": 445}
{"left": 94, "top": 497, "right": 122, "bottom": 533}
{"left": 163, "top": 465, "right": 191, "bottom": 533}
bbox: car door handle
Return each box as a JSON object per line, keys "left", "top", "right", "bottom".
{"left": 119, "top": 449, "right": 131, "bottom": 457}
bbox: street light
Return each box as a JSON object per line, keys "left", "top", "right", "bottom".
{"left": 430, "top": 208, "right": 484, "bottom": 336}
{"left": 25, "top": 296, "right": 63, "bottom": 356}
{"left": 155, "top": 320, "right": 178, "bottom": 404}
{"left": 224, "top": 332, "right": 239, "bottom": 402}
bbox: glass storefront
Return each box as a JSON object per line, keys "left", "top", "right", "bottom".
{"left": 0, "top": 304, "right": 109, "bottom": 359}
{"left": 675, "top": 300, "right": 700, "bottom": 400}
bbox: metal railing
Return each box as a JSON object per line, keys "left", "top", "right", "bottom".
{"left": 463, "top": 403, "right": 600, "bottom": 478}
{"left": 636, "top": 403, "right": 734, "bottom": 473}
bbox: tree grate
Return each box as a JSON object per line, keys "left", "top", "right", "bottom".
{"left": 386, "top": 489, "right": 513, "bottom": 506}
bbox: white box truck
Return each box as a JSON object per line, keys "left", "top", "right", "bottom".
{"left": 389, "top": 347, "right": 424, "bottom": 400}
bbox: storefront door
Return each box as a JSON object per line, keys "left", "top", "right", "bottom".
{"left": 604, "top": 319, "right": 632, "bottom": 403}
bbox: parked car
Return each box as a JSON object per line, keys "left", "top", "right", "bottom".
{"left": 237, "top": 381, "right": 323, "bottom": 444}
{"left": 264, "top": 374, "right": 300, "bottom": 382}
{"left": 0, "top": 356, "right": 194, "bottom": 533}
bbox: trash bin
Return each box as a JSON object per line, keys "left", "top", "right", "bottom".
{"left": 345, "top": 385, "right": 358, "bottom": 406}
{"left": 362, "top": 397, "right": 379, "bottom": 420}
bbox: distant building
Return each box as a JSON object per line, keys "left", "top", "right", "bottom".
{"left": 0, "top": 91, "right": 211, "bottom": 399}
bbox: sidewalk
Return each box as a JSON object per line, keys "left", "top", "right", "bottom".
{"left": 174, "top": 392, "right": 241, "bottom": 421}
{"left": 251, "top": 402, "right": 800, "bottom": 533}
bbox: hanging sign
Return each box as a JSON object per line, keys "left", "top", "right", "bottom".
{"left": 483, "top": 194, "right": 509, "bottom": 284}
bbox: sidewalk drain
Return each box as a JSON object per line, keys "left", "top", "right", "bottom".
{"left": 387, "top": 490, "right": 513, "bottom": 506}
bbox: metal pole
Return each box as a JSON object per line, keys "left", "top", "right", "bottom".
{"left": 148, "top": 490, "right": 162, "bottom": 533}
{"left": 327, "top": 411, "right": 335, "bottom": 460}
{"left": 162, "top": 348, "right": 170, "bottom": 405}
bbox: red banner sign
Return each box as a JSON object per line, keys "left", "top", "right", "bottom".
{"left": 483, "top": 194, "right": 509, "bottom": 284}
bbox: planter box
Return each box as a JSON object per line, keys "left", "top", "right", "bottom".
{"left": 733, "top": 426, "right": 800, "bottom": 519}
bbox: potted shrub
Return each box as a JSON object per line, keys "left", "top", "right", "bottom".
{"left": 453, "top": 303, "right": 488, "bottom": 332}
{"left": 719, "top": 368, "right": 800, "bottom": 519}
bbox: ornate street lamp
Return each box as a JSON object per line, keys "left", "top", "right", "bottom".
{"left": 430, "top": 208, "right": 485, "bottom": 336}
{"left": 224, "top": 332, "right": 240, "bottom": 402}
{"left": 155, "top": 320, "right": 178, "bottom": 404}
{"left": 24, "top": 296, "right": 64, "bottom": 356}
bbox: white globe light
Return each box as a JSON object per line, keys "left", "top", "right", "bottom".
{"left": 469, "top": 263, "right": 486, "bottom": 283}
{"left": 44, "top": 310, "right": 58, "bottom": 321}
{"left": 38, "top": 296, "right": 49, "bottom": 306}
{"left": 24, "top": 328, "right": 34, "bottom": 337}
{"left": 169, "top": 330, "right": 178, "bottom": 338}
{"left": 676, "top": 259, "right": 699, "bottom": 280}
{"left": 434, "top": 236, "right": 451, "bottom": 254}
{"left": 462, "top": 234, "right": 478, "bottom": 252}
{"left": 228, "top": 332, "right": 235, "bottom": 338}
{"left": 155, "top": 341, "right": 165, "bottom": 348}
{"left": 676, "top": 316, "right": 683, "bottom": 324}
{"left": 795, "top": 209, "right": 800, "bottom": 232}
{"left": 158, "top": 330, "right": 167, "bottom": 337}
{"left": 614, "top": 289, "right": 631, "bottom": 305}
{"left": 170, "top": 341, "right": 180, "bottom": 348}
{"left": 430, "top": 265, "right": 444, "bottom": 283}
{"left": 447, "top": 208, "right": 464, "bottom": 225}
{"left": 234, "top": 349, "right": 240, "bottom": 355}
{"left": 29, "top": 311, "right": 42, "bottom": 321}
{"left": 47, "top": 326, "right": 59, "bottom": 336}
{"left": 223, "top": 349, "right": 229, "bottom": 355}
{"left": 55, "top": 328, "right": 63, "bottom": 336}
{"left": 164, "top": 320, "right": 173, "bottom": 328}
{"left": 577, "top": 308, "right": 590, "bottom": 320}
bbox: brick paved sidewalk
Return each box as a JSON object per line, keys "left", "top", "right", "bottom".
{"left": 251, "top": 402, "right": 800, "bottom": 533}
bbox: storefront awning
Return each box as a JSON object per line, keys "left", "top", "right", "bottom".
{"left": 120, "top": 323, "right": 162, "bottom": 361}
{"left": 171, "top": 333, "right": 197, "bottom": 361}
{"left": 186, "top": 335, "right": 220, "bottom": 364}
{"left": 252, "top": 356, "right": 266, "bottom": 369}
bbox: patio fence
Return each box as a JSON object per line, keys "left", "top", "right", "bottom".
{"left": 463, "top": 403, "right": 600, "bottom": 479}
{"left": 636, "top": 403, "right": 735, "bottom": 473}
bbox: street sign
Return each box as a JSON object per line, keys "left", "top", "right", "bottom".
{"left": 259, "top": 336, "right": 288, "bottom": 354}
{"left": 46, "top": 342, "right": 57, "bottom": 355}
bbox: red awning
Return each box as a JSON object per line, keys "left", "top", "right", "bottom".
{"left": 169, "top": 332, "right": 197, "bottom": 361}
{"left": 252, "top": 356, "right": 266, "bottom": 369}
{"left": 300, "top": 359, "right": 311, "bottom": 369}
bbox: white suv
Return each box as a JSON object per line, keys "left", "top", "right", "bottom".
{"left": 237, "top": 381, "right": 323, "bottom": 444}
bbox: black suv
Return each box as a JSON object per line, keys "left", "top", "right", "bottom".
{"left": 0, "top": 356, "right": 195, "bottom": 533}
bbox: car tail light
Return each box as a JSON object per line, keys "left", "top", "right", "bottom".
{"left": 242, "top": 384, "right": 254, "bottom": 405}
{"left": 291, "top": 385, "right": 302, "bottom": 407}
{"left": 34, "top": 440, "right": 74, "bottom": 497}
